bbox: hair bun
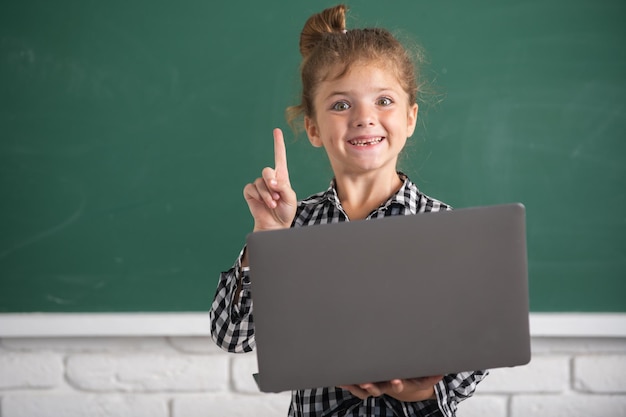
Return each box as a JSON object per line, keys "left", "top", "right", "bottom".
{"left": 299, "top": 4, "right": 347, "bottom": 58}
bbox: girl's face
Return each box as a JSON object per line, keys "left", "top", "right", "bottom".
{"left": 304, "top": 63, "right": 418, "bottom": 178}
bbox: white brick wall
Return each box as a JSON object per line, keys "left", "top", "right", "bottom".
{"left": 0, "top": 335, "right": 625, "bottom": 417}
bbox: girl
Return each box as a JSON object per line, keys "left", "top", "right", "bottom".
{"left": 210, "top": 4, "right": 487, "bottom": 416}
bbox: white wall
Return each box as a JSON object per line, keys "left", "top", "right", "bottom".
{"left": 1, "top": 315, "right": 625, "bottom": 417}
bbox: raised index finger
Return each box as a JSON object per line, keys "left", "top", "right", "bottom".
{"left": 273, "top": 128, "right": 290, "bottom": 183}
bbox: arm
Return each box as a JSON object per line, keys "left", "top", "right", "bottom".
{"left": 341, "top": 371, "right": 487, "bottom": 416}
{"left": 432, "top": 371, "right": 489, "bottom": 416}
{"left": 211, "top": 129, "right": 296, "bottom": 353}
{"left": 209, "top": 248, "right": 255, "bottom": 353}
{"left": 383, "top": 371, "right": 488, "bottom": 416}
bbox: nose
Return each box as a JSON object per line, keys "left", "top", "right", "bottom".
{"left": 352, "top": 104, "right": 376, "bottom": 128}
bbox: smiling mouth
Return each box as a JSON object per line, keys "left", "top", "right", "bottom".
{"left": 348, "top": 137, "right": 384, "bottom": 146}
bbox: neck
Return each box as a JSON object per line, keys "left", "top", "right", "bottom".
{"left": 334, "top": 171, "right": 403, "bottom": 220}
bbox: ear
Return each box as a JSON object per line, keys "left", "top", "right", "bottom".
{"left": 406, "top": 103, "right": 418, "bottom": 138}
{"left": 305, "top": 116, "right": 323, "bottom": 148}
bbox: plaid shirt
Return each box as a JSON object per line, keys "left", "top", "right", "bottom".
{"left": 210, "top": 174, "right": 487, "bottom": 416}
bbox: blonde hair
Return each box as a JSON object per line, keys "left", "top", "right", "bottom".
{"left": 286, "top": 4, "right": 423, "bottom": 129}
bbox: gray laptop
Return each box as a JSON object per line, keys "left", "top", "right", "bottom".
{"left": 247, "top": 203, "right": 530, "bottom": 393}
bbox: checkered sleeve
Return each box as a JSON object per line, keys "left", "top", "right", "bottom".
{"left": 209, "top": 248, "right": 255, "bottom": 353}
{"left": 433, "top": 371, "right": 489, "bottom": 416}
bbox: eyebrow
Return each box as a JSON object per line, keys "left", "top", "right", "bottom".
{"left": 323, "top": 87, "right": 398, "bottom": 101}
{"left": 324, "top": 90, "right": 350, "bottom": 100}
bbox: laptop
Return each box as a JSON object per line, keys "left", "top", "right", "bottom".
{"left": 246, "top": 203, "right": 530, "bottom": 393}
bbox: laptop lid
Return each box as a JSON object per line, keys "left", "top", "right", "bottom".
{"left": 247, "top": 203, "right": 530, "bottom": 393}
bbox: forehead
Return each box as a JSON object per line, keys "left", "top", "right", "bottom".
{"left": 317, "top": 62, "right": 405, "bottom": 95}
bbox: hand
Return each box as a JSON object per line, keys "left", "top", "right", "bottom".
{"left": 243, "top": 128, "right": 297, "bottom": 232}
{"left": 339, "top": 375, "right": 443, "bottom": 403}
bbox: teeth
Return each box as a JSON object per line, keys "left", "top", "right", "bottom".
{"left": 349, "top": 137, "right": 383, "bottom": 146}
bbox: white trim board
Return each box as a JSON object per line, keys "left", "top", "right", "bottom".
{"left": 0, "top": 312, "right": 625, "bottom": 338}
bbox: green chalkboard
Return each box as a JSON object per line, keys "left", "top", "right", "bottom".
{"left": 1, "top": 0, "right": 624, "bottom": 312}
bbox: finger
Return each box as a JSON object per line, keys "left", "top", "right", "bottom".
{"left": 273, "top": 128, "right": 290, "bottom": 184}
{"left": 339, "top": 385, "right": 370, "bottom": 400}
{"left": 243, "top": 183, "right": 261, "bottom": 203}
{"left": 390, "top": 379, "right": 404, "bottom": 393}
{"left": 359, "top": 383, "right": 384, "bottom": 397}
{"left": 261, "top": 167, "right": 281, "bottom": 200}
{"left": 250, "top": 177, "right": 277, "bottom": 209}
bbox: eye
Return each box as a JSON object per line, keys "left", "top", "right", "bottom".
{"left": 377, "top": 97, "right": 393, "bottom": 106}
{"left": 331, "top": 101, "right": 350, "bottom": 111}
